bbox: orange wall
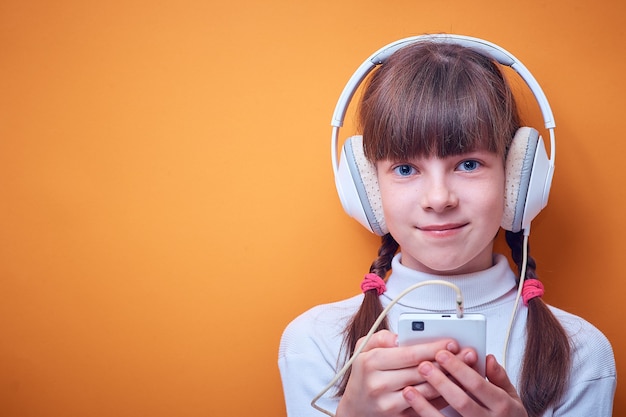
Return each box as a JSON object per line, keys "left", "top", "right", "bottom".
{"left": 1, "top": 0, "right": 624, "bottom": 416}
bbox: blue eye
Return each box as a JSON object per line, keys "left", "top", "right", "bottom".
{"left": 393, "top": 164, "right": 416, "bottom": 176}
{"left": 458, "top": 160, "right": 480, "bottom": 172}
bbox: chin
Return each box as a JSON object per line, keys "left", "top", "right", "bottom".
{"left": 406, "top": 255, "right": 491, "bottom": 275}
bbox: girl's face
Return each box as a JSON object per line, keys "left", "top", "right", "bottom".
{"left": 376, "top": 150, "right": 505, "bottom": 275}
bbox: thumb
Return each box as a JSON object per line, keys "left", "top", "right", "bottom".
{"left": 486, "top": 354, "right": 521, "bottom": 400}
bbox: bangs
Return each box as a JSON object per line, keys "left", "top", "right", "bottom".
{"left": 359, "top": 43, "right": 518, "bottom": 162}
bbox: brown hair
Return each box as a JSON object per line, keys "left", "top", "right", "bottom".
{"left": 338, "top": 41, "right": 571, "bottom": 417}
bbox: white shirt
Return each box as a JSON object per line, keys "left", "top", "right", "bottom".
{"left": 278, "top": 254, "right": 616, "bottom": 416}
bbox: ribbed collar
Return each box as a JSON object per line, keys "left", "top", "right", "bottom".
{"left": 382, "top": 253, "right": 518, "bottom": 312}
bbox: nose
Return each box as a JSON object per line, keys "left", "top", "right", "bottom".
{"left": 420, "top": 174, "right": 458, "bottom": 212}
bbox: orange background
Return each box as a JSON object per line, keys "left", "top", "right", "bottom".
{"left": 1, "top": 0, "right": 624, "bottom": 416}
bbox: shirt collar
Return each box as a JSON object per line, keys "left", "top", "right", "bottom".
{"left": 382, "top": 253, "right": 518, "bottom": 312}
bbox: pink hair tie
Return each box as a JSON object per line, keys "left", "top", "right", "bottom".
{"left": 522, "top": 279, "right": 544, "bottom": 306}
{"left": 361, "top": 273, "right": 386, "bottom": 296}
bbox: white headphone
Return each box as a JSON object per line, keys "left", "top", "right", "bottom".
{"left": 331, "top": 34, "right": 556, "bottom": 236}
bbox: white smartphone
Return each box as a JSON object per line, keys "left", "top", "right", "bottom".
{"left": 397, "top": 313, "right": 487, "bottom": 377}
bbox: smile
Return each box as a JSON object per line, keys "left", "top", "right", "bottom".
{"left": 418, "top": 223, "right": 467, "bottom": 233}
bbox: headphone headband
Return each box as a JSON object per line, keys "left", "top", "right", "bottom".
{"left": 331, "top": 34, "right": 555, "bottom": 129}
{"left": 330, "top": 34, "right": 556, "bottom": 235}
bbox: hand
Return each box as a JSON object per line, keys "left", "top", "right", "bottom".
{"left": 401, "top": 353, "right": 528, "bottom": 417}
{"left": 336, "top": 330, "right": 476, "bottom": 417}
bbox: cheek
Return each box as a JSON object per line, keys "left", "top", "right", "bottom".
{"left": 493, "top": 195, "right": 506, "bottom": 224}
{"left": 378, "top": 184, "right": 399, "bottom": 220}
{"left": 487, "top": 181, "right": 506, "bottom": 224}
{"left": 466, "top": 177, "right": 505, "bottom": 223}
{"left": 378, "top": 181, "right": 412, "bottom": 228}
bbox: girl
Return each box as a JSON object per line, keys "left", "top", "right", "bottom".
{"left": 278, "top": 36, "right": 616, "bottom": 417}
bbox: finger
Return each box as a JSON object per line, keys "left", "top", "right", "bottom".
{"left": 351, "top": 338, "right": 461, "bottom": 394}
{"left": 485, "top": 355, "right": 522, "bottom": 400}
{"left": 420, "top": 351, "right": 484, "bottom": 415}
{"left": 356, "top": 336, "right": 459, "bottom": 372}
{"left": 351, "top": 355, "right": 437, "bottom": 393}
{"left": 355, "top": 329, "right": 398, "bottom": 353}
{"left": 384, "top": 339, "right": 460, "bottom": 370}
{"left": 402, "top": 385, "right": 445, "bottom": 417}
{"left": 410, "top": 382, "right": 450, "bottom": 410}
{"left": 435, "top": 352, "right": 528, "bottom": 416}
{"left": 411, "top": 381, "right": 440, "bottom": 399}
{"left": 458, "top": 347, "right": 479, "bottom": 368}
{"left": 372, "top": 341, "right": 469, "bottom": 390}
{"left": 399, "top": 347, "right": 477, "bottom": 391}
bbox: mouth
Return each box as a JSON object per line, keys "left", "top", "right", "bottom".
{"left": 418, "top": 223, "right": 467, "bottom": 233}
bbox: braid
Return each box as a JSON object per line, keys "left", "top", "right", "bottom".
{"left": 337, "top": 233, "right": 399, "bottom": 395}
{"left": 370, "top": 233, "right": 399, "bottom": 278}
{"left": 505, "top": 230, "right": 571, "bottom": 417}
{"left": 506, "top": 230, "right": 538, "bottom": 279}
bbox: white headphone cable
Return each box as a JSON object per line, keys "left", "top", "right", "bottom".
{"left": 501, "top": 232, "right": 530, "bottom": 370}
{"left": 311, "top": 280, "right": 464, "bottom": 417}
{"left": 311, "top": 233, "right": 529, "bottom": 416}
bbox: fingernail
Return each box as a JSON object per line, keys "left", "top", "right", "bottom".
{"left": 464, "top": 350, "right": 477, "bottom": 363}
{"left": 418, "top": 361, "right": 433, "bottom": 376}
{"left": 436, "top": 350, "right": 452, "bottom": 364}
{"left": 403, "top": 387, "right": 417, "bottom": 401}
{"left": 446, "top": 341, "right": 459, "bottom": 352}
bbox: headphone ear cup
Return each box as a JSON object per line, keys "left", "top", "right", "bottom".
{"left": 502, "top": 127, "right": 540, "bottom": 232}
{"left": 335, "top": 136, "right": 388, "bottom": 236}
